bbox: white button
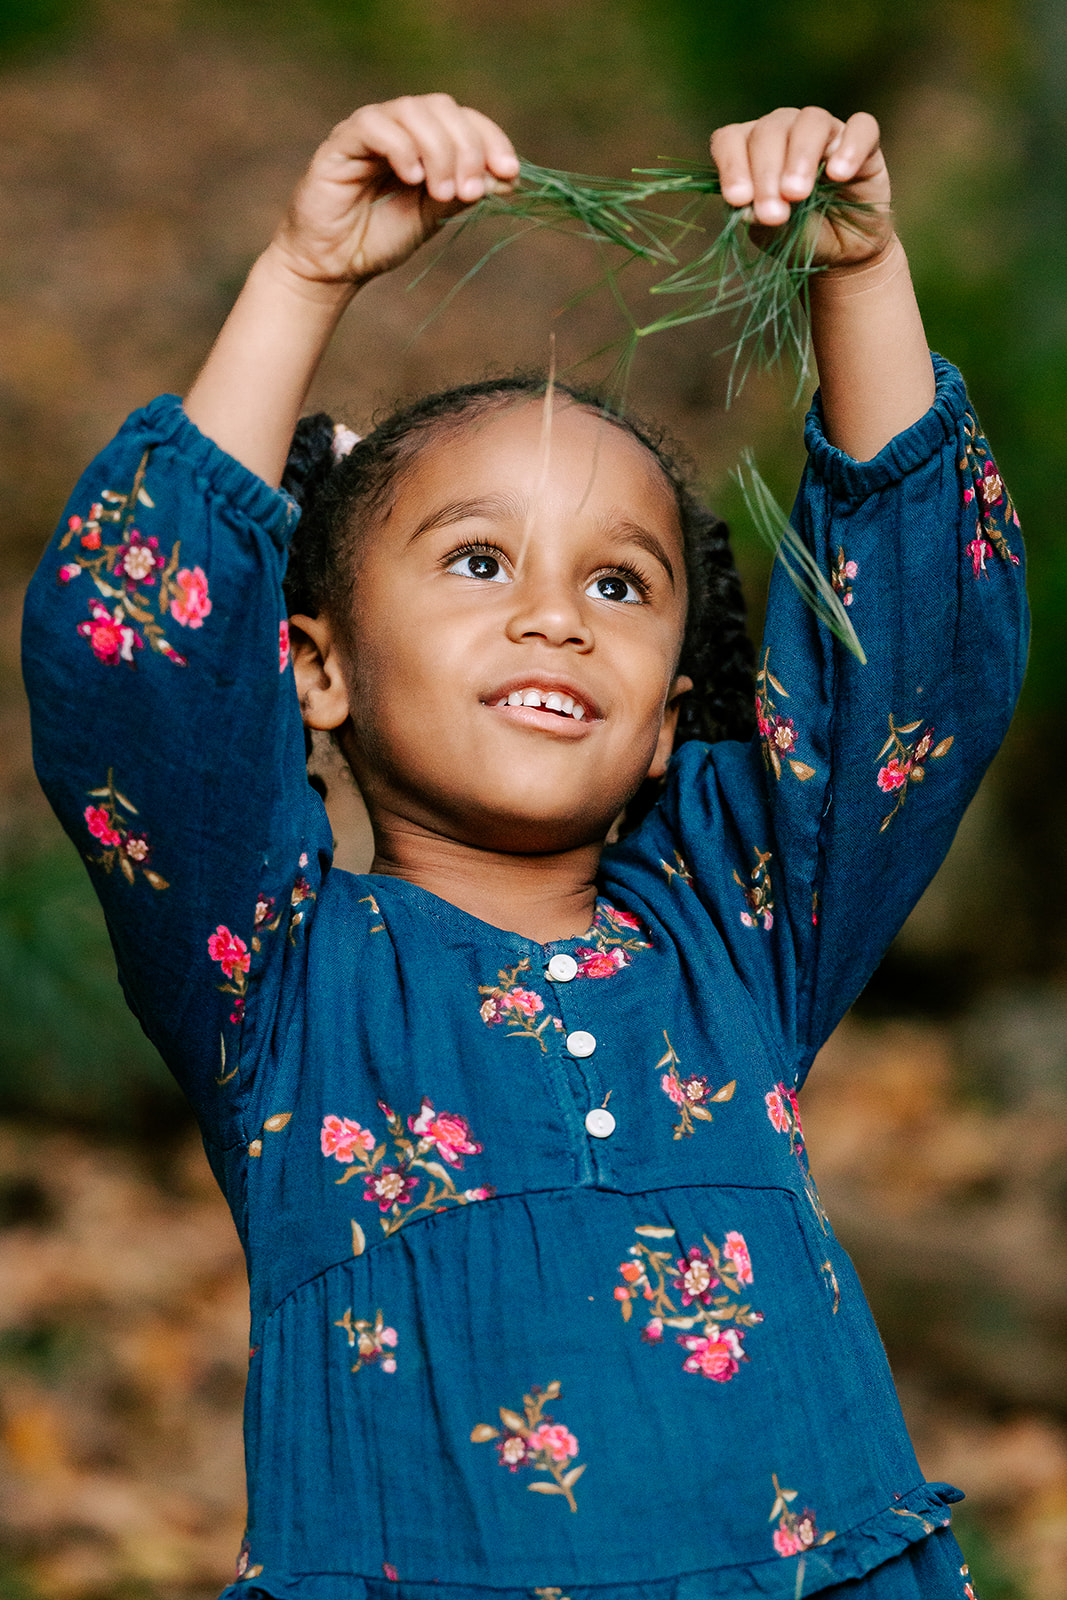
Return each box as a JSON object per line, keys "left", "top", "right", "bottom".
{"left": 585, "top": 1108, "right": 616, "bottom": 1139}
{"left": 566, "top": 1030, "right": 596, "bottom": 1058}
{"left": 547, "top": 953, "right": 579, "bottom": 982}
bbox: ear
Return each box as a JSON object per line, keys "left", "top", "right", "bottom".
{"left": 646, "top": 674, "right": 693, "bottom": 781}
{"left": 289, "top": 613, "right": 351, "bottom": 731}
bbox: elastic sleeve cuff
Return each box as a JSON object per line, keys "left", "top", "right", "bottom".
{"left": 803, "top": 353, "right": 968, "bottom": 500}
{"left": 126, "top": 394, "right": 302, "bottom": 547}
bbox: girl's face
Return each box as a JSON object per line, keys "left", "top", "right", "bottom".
{"left": 317, "top": 400, "right": 690, "bottom": 853}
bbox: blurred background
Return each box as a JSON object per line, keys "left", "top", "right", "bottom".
{"left": 1, "top": 0, "right": 1066, "bottom": 1595}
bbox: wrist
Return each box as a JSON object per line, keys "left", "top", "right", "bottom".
{"left": 254, "top": 242, "right": 366, "bottom": 311}
{"left": 812, "top": 232, "right": 907, "bottom": 296}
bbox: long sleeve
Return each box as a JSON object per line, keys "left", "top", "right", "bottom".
{"left": 625, "top": 355, "right": 1028, "bottom": 1082}
{"left": 22, "top": 397, "right": 332, "bottom": 1143}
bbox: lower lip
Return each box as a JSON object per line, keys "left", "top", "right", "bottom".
{"left": 486, "top": 702, "right": 596, "bottom": 737}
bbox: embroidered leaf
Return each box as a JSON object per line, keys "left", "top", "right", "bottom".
{"left": 470, "top": 1423, "right": 500, "bottom": 1443}
{"left": 143, "top": 871, "right": 169, "bottom": 891}
{"left": 246, "top": 1566, "right": 263, "bottom": 1580}
{"left": 879, "top": 814, "right": 894, "bottom": 833}
{"left": 351, "top": 1221, "right": 366, "bottom": 1256}
{"left": 767, "top": 743, "right": 782, "bottom": 781}
{"left": 86, "top": 786, "right": 111, "bottom": 799}
{"left": 543, "top": 1380, "right": 562, "bottom": 1399}
{"left": 372, "top": 1144, "right": 386, "bottom": 1166}
{"left": 528, "top": 1482, "right": 566, "bottom": 1496}
{"left": 819, "top": 1531, "right": 836, "bottom": 1544}
{"left": 711, "top": 1080, "right": 737, "bottom": 1102}
{"left": 655, "top": 1047, "right": 676, "bottom": 1070}
{"left": 113, "top": 789, "right": 138, "bottom": 813}
{"left": 876, "top": 734, "right": 897, "bottom": 760}
{"left": 263, "top": 1113, "right": 292, "bottom": 1132}
{"left": 137, "top": 487, "right": 155, "bottom": 507}
{"left": 766, "top": 673, "right": 788, "bottom": 696}
{"left": 932, "top": 736, "right": 954, "bottom": 759}
{"left": 499, "top": 1408, "right": 526, "bottom": 1433}
{"left": 248, "top": 1139, "right": 263, "bottom": 1158}
{"left": 634, "top": 1225, "right": 676, "bottom": 1238}
{"left": 620, "top": 1296, "right": 632, "bottom": 1321}
{"left": 420, "top": 1160, "right": 457, "bottom": 1186}
{"left": 691, "top": 1106, "right": 714, "bottom": 1121}
{"left": 119, "top": 856, "right": 135, "bottom": 885}
{"left": 910, "top": 766, "right": 925, "bottom": 782}
{"left": 562, "top": 1464, "right": 586, "bottom": 1489}
{"left": 334, "top": 1167, "right": 363, "bottom": 1186}
{"left": 897, "top": 720, "right": 922, "bottom": 735}
{"left": 788, "top": 759, "right": 816, "bottom": 782}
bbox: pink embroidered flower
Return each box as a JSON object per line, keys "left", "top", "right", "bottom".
{"left": 575, "top": 946, "right": 629, "bottom": 978}
{"left": 81, "top": 527, "right": 101, "bottom": 550}
{"left": 765, "top": 1086, "right": 789, "bottom": 1132}
{"left": 641, "top": 1317, "right": 664, "bottom": 1344}
{"left": 677, "top": 1325, "right": 745, "bottom": 1381}
{"left": 755, "top": 695, "right": 772, "bottom": 738}
{"left": 613, "top": 1286, "right": 631, "bottom": 1302}
{"left": 382, "top": 1562, "right": 399, "bottom": 1582}
{"left": 381, "top": 1356, "right": 397, "bottom": 1373}
{"left": 773, "top": 1526, "right": 801, "bottom": 1557}
{"left": 479, "top": 995, "right": 502, "bottom": 1025}
{"left": 84, "top": 805, "right": 121, "bottom": 848}
{"left": 795, "top": 1514, "right": 816, "bottom": 1549}
{"left": 320, "top": 1114, "right": 375, "bottom": 1163}
{"left": 877, "top": 756, "right": 912, "bottom": 793}
{"left": 118, "top": 534, "right": 164, "bottom": 584}
{"left": 603, "top": 904, "right": 641, "bottom": 931}
{"left": 123, "top": 833, "right": 150, "bottom": 863}
{"left": 500, "top": 986, "right": 543, "bottom": 1017}
{"left": 673, "top": 1246, "right": 719, "bottom": 1307}
{"left": 254, "top": 895, "right": 275, "bottom": 927}
{"left": 497, "top": 1433, "right": 530, "bottom": 1471}
{"left": 208, "top": 925, "right": 250, "bottom": 979}
{"left": 967, "top": 535, "right": 993, "bottom": 577}
{"left": 619, "top": 1260, "right": 643, "bottom": 1284}
{"left": 78, "top": 600, "right": 142, "bottom": 665}
{"left": 681, "top": 1075, "right": 710, "bottom": 1104}
{"left": 722, "top": 1231, "right": 753, "bottom": 1285}
{"left": 409, "top": 1097, "right": 482, "bottom": 1167}
{"left": 364, "top": 1164, "right": 417, "bottom": 1212}
{"left": 230, "top": 998, "right": 246, "bottom": 1024}
{"left": 661, "top": 1072, "right": 685, "bottom": 1106}
{"left": 528, "top": 1423, "right": 578, "bottom": 1463}
{"left": 279, "top": 618, "right": 291, "bottom": 672}
{"left": 771, "top": 716, "right": 797, "bottom": 754}
{"left": 463, "top": 1186, "right": 495, "bottom": 1202}
{"left": 291, "top": 876, "right": 312, "bottom": 906}
{"left": 58, "top": 562, "right": 82, "bottom": 583}
{"left": 979, "top": 460, "right": 1004, "bottom": 508}
{"left": 913, "top": 728, "right": 935, "bottom": 763}
{"left": 171, "top": 566, "right": 212, "bottom": 628}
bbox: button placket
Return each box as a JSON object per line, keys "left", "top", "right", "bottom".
{"left": 546, "top": 949, "right": 617, "bottom": 1163}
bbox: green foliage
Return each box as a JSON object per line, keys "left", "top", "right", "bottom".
{"left": 0, "top": 843, "right": 182, "bottom": 1128}
{"left": 952, "top": 1505, "right": 1024, "bottom": 1600}
{"left": 0, "top": 0, "right": 79, "bottom": 64}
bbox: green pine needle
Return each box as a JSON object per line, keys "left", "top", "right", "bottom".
{"left": 734, "top": 452, "right": 866, "bottom": 663}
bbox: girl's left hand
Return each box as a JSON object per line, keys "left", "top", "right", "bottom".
{"left": 709, "top": 106, "right": 894, "bottom": 268}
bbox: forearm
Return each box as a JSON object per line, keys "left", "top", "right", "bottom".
{"left": 808, "top": 234, "right": 935, "bottom": 462}
{"left": 184, "top": 247, "right": 360, "bottom": 487}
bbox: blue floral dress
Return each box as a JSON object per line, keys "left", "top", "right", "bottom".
{"left": 22, "top": 356, "right": 1025, "bottom": 1600}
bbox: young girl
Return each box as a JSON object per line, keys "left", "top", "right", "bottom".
{"left": 23, "top": 95, "right": 1026, "bottom": 1599}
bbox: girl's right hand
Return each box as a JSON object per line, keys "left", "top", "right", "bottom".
{"left": 269, "top": 94, "right": 519, "bottom": 288}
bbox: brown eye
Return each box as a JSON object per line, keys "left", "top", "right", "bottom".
{"left": 447, "top": 551, "right": 508, "bottom": 582}
{"left": 587, "top": 573, "right": 641, "bottom": 604}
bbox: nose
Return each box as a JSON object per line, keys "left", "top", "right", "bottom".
{"left": 503, "top": 566, "right": 593, "bottom": 650}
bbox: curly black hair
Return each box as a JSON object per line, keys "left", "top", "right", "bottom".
{"left": 282, "top": 375, "right": 755, "bottom": 766}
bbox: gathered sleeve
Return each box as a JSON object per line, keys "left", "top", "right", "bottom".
{"left": 641, "top": 355, "right": 1028, "bottom": 1082}
{"left": 21, "top": 398, "right": 332, "bottom": 1142}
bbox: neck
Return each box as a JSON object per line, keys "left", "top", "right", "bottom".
{"left": 368, "top": 817, "right": 603, "bottom": 943}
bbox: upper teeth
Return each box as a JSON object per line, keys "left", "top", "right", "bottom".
{"left": 501, "top": 688, "right": 585, "bottom": 719}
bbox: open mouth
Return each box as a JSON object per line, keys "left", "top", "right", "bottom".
{"left": 492, "top": 687, "right": 587, "bottom": 720}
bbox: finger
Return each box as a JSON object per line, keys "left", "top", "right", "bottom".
{"left": 709, "top": 120, "right": 758, "bottom": 208}
{"left": 385, "top": 95, "right": 465, "bottom": 202}
{"left": 780, "top": 106, "right": 845, "bottom": 200}
{"left": 463, "top": 107, "right": 520, "bottom": 184}
{"left": 824, "top": 110, "right": 882, "bottom": 183}
{"left": 745, "top": 108, "right": 800, "bottom": 227}
{"left": 325, "top": 104, "right": 428, "bottom": 188}
{"left": 420, "top": 95, "right": 505, "bottom": 203}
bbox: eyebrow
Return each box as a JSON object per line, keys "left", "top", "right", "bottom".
{"left": 409, "top": 497, "right": 678, "bottom": 589}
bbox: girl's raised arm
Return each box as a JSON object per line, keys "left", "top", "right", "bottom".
{"left": 183, "top": 95, "right": 517, "bottom": 485}
{"left": 710, "top": 106, "right": 934, "bottom": 461}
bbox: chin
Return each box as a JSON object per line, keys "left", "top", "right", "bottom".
{"left": 454, "top": 799, "right": 618, "bottom": 857}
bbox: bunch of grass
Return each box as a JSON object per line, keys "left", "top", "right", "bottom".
{"left": 433, "top": 159, "right": 878, "bottom": 403}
